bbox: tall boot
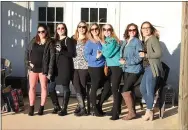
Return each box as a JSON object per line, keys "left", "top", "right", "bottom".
{"left": 75, "top": 93, "right": 87, "bottom": 116}
{"left": 58, "top": 91, "right": 70, "bottom": 116}
{"left": 122, "top": 91, "right": 136, "bottom": 120}
{"left": 28, "top": 106, "right": 34, "bottom": 116}
{"left": 49, "top": 91, "right": 61, "bottom": 114}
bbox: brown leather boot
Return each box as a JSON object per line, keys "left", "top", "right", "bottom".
{"left": 122, "top": 91, "right": 136, "bottom": 120}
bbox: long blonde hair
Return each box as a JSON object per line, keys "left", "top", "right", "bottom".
{"left": 100, "top": 24, "right": 120, "bottom": 43}
{"left": 73, "top": 21, "right": 88, "bottom": 43}
{"left": 87, "top": 23, "right": 101, "bottom": 43}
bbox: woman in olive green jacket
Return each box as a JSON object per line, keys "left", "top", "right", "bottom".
{"left": 139, "top": 21, "right": 163, "bottom": 121}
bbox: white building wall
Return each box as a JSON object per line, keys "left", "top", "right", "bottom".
{"left": 1, "top": 2, "right": 29, "bottom": 77}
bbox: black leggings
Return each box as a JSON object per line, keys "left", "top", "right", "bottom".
{"left": 109, "top": 66, "right": 122, "bottom": 117}
{"left": 88, "top": 67, "right": 105, "bottom": 108}
{"left": 121, "top": 72, "right": 140, "bottom": 93}
{"left": 73, "top": 69, "right": 89, "bottom": 99}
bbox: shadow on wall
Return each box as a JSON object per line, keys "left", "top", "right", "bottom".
{"left": 160, "top": 41, "right": 180, "bottom": 102}
{"left": 1, "top": 2, "right": 48, "bottom": 77}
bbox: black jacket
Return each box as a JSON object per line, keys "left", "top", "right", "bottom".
{"left": 25, "top": 37, "right": 55, "bottom": 76}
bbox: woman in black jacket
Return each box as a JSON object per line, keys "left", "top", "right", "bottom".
{"left": 48, "top": 23, "right": 75, "bottom": 116}
{"left": 25, "top": 24, "right": 55, "bottom": 116}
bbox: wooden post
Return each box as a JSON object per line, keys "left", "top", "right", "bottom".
{"left": 179, "top": 2, "right": 188, "bottom": 130}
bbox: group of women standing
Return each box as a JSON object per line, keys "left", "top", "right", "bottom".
{"left": 25, "top": 20, "right": 163, "bottom": 121}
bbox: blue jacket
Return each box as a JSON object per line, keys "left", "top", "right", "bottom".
{"left": 102, "top": 37, "right": 121, "bottom": 66}
{"left": 120, "top": 37, "right": 143, "bottom": 73}
{"left": 84, "top": 40, "right": 105, "bottom": 67}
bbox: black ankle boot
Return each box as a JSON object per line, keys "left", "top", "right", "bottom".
{"left": 110, "top": 115, "right": 119, "bottom": 120}
{"left": 96, "top": 103, "right": 105, "bottom": 116}
{"left": 52, "top": 105, "right": 61, "bottom": 114}
{"left": 75, "top": 108, "right": 88, "bottom": 116}
{"left": 74, "top": 104, "right": 81, "bottom": 114}
{"left": 91, "top": 106, "right": 103, "bottom": 117}
{"left": 28, "top": 106, "right": 34, "bottom": 116}
{"left": 58, "top": 109, "right": 67, "bottom": 116}
{"left": 38, "top": 106, "right": 44, "bottom": 115}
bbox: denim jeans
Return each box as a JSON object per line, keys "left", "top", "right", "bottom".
{"left": 140, "top": 66, "right": 157, "bottom": 109}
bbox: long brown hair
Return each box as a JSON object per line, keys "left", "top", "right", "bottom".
{"left": 100, "top": 24, "right": 119, "bottom": 43}
{"left": 124, "top": 23, "right": 140, "bottom": 40}
{"left": 35, "top": 24, "right": 50, "bottom": 43}
{"left": 87, "top": 23, "right": 101, "bottom": 43}
{"left": 140, "top": 21, "right": 159, "bottom": 41}
{"left": 54, "top": 23, "right": 68, "bottom": 40}
{"left": 73, "top": 21, "right": 88, "bottom": 43}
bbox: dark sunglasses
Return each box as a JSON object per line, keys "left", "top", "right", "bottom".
{"left": 57, "top": 27, "right": 65, "bottom": 30}
{"left": 128, "top": 29, "right": 137, "bottom": 32}
{"left": 78, "top": 26, "right": 86, "bottom": 29}
{"left": 37, "top": 30, "right": 45, "bottom": 34}
{"left": 91, "top": 27, "right": 99, "bottom": 31}
{"left": 103, "top": 28, "right": 112, "bottom": 32}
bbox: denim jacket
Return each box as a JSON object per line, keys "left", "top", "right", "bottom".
{"left": 120, "top": 37, "right": 143, "bottom": 73}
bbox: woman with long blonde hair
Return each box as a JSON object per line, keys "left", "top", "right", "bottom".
{"left": 100, "top": 24, "right": 123, "bottom": 120}
{"left": 72, "top": 21, "right": 89, "bottom": 116}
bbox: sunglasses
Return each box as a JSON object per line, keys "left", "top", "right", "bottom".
{"left": 128, "top": 29, "right": 137, "bottom": 32}
{"left": 103, "top": 28, "right": 112, "bottom": 32}
{"left": 91, "top": 27, "right": 99, "bottom": 31}
{"left": 78, "top": 26, "right": 86, "bottom": 29}
{"left": 57, "top": 27, "right": 65, "bottom": 30}
{"left": 37, "top": 30, "right": 45, "bottom": 34}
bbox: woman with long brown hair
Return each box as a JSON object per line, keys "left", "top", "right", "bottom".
{"left": 139, "top": 21, "right": 163, "bottom": 121}
{"left": 84, "top": 23, "right": 108, "bottom": 117}
{"left": 100, "top": 24, "right": 123, "bottom": 120}
{"left": 119, "top": 23, "right": 143, "bottom": 120}
{"left": 48, "top": 23, "right": 75, "bottom": 116}
{"left": 25, "top": 24, "right": 55, "bottom": 116}
{"left": 71, "top": 21, "right": 89, "bottom": 116}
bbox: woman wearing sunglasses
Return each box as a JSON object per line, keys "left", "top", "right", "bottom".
{"left": 84, "top": 23, "right": 110, "bottom": 117}
{"left": 139, "top": 21, "right": 163, "bottom": 121}
{"left": 25, "top": 24, "right": 55, "bottom": 116}
{"left": 119, "top": 23, "right": 143, "bottom": 120}
{"left": 48, "top": 23, "right": 75, "bottom": 116}
{"left": 100, "top": 24, "right": 122, "bottom": 120}
{"left": 71, "top": 21, "right": 89, "bottom": 116}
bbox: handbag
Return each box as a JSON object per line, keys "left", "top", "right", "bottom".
{"left": 104, "top": 62, "right": 110, "bottom": 76}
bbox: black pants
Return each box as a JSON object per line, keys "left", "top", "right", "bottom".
{"left": 73, "top": 69, "right": 89, "bottom": 107}
{"left": 108, "top": 66, "right": 123, "bottom": 117}
{"left": 121, "top": 72, "right": 140, "bottom": 93}
{"left": 88, "top": 67, "right": 105, "bottom": 108}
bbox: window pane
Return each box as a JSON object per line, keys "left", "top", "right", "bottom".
{"left": 47, "top": 7, "right": 55, "bottom": 21}
{"left": 99, "top": 8, "right": 107, "bottom": 22}
{"left": 56, "top": 7, "right": 64, "bottom": 22}
{"left": 47, "top": 23, "right": 55, "bottom": 37}
{"left": 38, "top": 7, "right": 46, "bottom": 21}
{"left": 90, "top": 8, "right": 98, "bottom": 22}
{"left": 81, "top": 8, "right": 89, "bottom": 22}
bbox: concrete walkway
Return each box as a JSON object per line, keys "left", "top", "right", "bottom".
{"left": 2, "top": 97, "right": 178, "bottom": 130}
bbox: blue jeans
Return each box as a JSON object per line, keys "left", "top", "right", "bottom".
{"left": 140, "top": 66, "right": 157, "bottom": 109}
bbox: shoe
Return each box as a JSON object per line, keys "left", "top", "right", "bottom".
{"left": 74, "top": 104, "right": 81, "bottom": 114}
{"left": 58, "top": 109, "right": 67, "bottom": 116}
{"left": 121, "top": 91, "right": 136, "bottom": 120}
{"left": 28, "top": 106, "right": 34, "bottom": 116}
{"left": 58, "top": 91, "right": 70, "bottom": 116}
{"left": 110, "top": 115, "right": 119, "bottom": 120}
{"left": 90, "top": 106, "right": 103, "bottom": 117}
{"left": 37, "top": 106, "right": 44, "bottom": 115}
{"left": 52, "top": 105, "right": 61, "bottom": 114}
{"left": 142, "top": 109, "right": 154, "bottom": 121}
{"left": 75, "top": 108, "right": 88, "bottom": 116}
{"left": 49, "top": 91, "right": 61, "bottom": 114}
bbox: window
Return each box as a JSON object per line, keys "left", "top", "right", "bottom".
{"left": 81, "top": 8, "right": 107, "bottom": 28}
{"left": 38, "top": 7, "right": 64, "bottom": 37}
